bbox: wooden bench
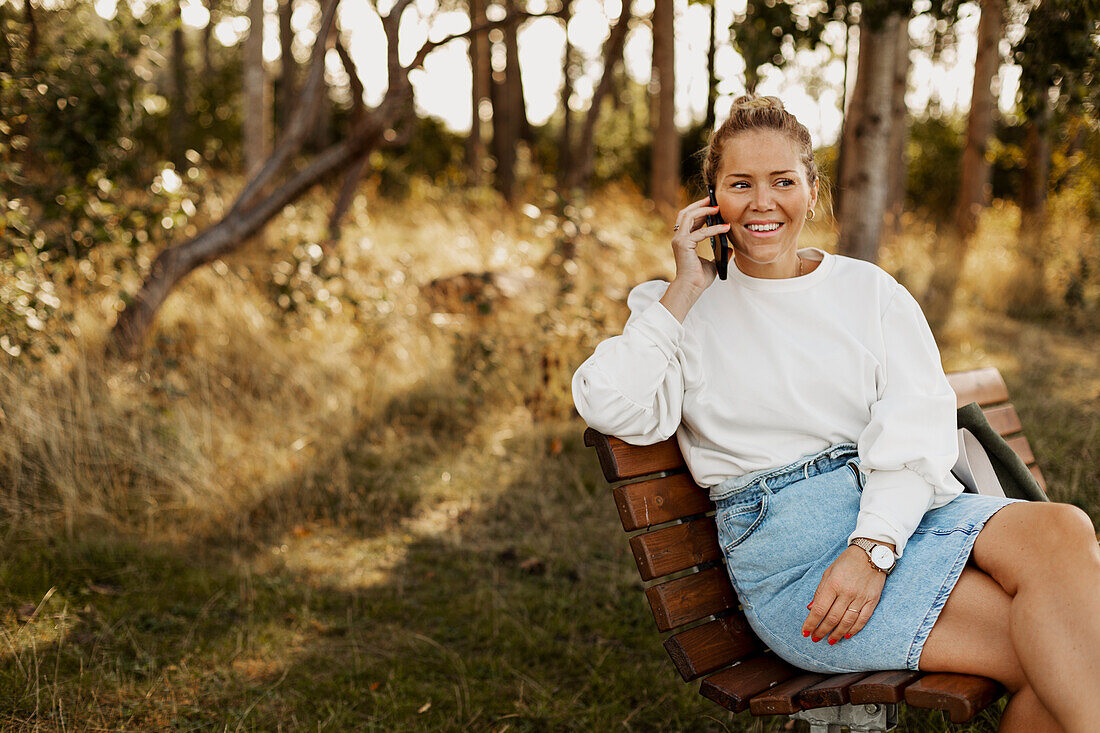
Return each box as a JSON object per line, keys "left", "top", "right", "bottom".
{"left": 583, "top": 366, "right": 1046, "bottom": 731}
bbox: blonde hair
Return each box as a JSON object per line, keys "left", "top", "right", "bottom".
{"left": 701, "top": 95, "right": 818, "bottom": 187}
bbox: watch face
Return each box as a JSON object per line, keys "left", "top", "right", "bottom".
{"left": 870, "top": 545, "right": 894, "bottom": 569}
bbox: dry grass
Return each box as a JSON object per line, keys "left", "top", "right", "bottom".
{"left": 0, "top": 178, "right": 1095, "bottom": 730}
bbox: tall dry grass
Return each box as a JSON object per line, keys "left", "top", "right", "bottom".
{"left": 0, "top": 179, "right": 1096, "bottom": 541}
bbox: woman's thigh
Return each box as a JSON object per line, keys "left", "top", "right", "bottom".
{"left": 917, "top": 564, "right": 1026, "bottom": 691}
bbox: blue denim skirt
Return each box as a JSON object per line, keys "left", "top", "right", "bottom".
{"left": 713, "top": 443, "right": 1019, "bottom": 673}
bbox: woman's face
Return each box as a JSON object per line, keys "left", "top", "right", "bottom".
{"left": 713, "top": 130, "right": 817, "bottom": 276}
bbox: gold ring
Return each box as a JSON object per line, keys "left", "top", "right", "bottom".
{"left": 847, "top": 607, "right": 860, "bottom": 612}
{"left": 673, "top": 225, "right": 680, "bottom": 231}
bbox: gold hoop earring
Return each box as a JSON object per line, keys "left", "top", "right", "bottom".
{"left": 807, "top": 209, "right": 816, "bottom": 221}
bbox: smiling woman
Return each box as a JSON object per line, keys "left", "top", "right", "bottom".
{"left": 572, "top": 94, "right": 1100, "bottom": 733}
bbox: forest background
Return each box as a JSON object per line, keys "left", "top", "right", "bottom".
{"left": 1, "top": 0, "right": 1098, "bottom": 729}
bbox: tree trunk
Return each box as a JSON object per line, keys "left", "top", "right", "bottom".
{"left": 466, "top": 0, "right": 490, "bottom": 185}
{"left": 885, "top": 15, "right": 911, "bottom": 234}
{"left": 557, "top": 0, "right": 575, "bottom": 181}
{"left": 279, "top": 0, "right": 297, "bottom": 136}
{"left": 24, "top": 0, "right": 36, "bottom": 64}
{"left": 924, "top": 0, "right": 1004, "bottom": 327}
{"left": 169, "top": 0, "right": 187, "bottom": 170}
{"left": 834, "top": 16, "right": 853, "bottom": 213}
{"left": 202, "top": 0, "right": 214, "bottom": 79}
{"left": 704, "top": 0, "right": 718, "bottom": 131}
{"left": 1009, "top": 99, "right": 1052, "bottom": 314}
{"left": 503, "top": 0, "right": 533, "bottom": 145}
{"left": 565, "top": 0, "right": 632, "bottom": 192}
{"left": 490, "top": 32, "right": 517, "bottom": 201}
{"left": 243, "top": 0, "right": 270, "bottom": 177}
{"left": 836, "top": 12, "right": 902, "bottom": 263}
{"left": 650, "top": 0, "right": 679, "bottom": 215}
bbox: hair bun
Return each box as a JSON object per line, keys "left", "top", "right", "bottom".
{"left": 730, "top": 94, "right": 785, "bottom": 112}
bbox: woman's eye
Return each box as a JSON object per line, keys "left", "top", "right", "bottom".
{"left": 776, "top": 179, "right": 794, "bottom": 187}
{"left": 730, "top": 181, "right": 749, "bottom": 189}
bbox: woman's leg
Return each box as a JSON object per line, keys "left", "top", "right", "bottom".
{"left": 919, "top": 565, "right": 1061, "bottom": 731}
{"left": 920, "top": 501, "right": 1100, "bottom": 733}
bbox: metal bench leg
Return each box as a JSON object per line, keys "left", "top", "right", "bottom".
{"left": 791, "top": 703, "right": 898, "bottom": 733}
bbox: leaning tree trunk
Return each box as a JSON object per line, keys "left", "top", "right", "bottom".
{"left": 650, "top": 0, "right": 679, "bottom": 215}
{"left": 924, "top": 0, "right": 1003, "bottom": 328}
{"left": 836, "top": 11, "right": 903, "bottom": 263}
{"left": 108, "top": 0, "right": 558, "bottom": 357}
{"left": 704, "top": 0, "right": 718, "bottom": 131}
{"left": 565, "top": 0, "right": 633, "bottom": 192}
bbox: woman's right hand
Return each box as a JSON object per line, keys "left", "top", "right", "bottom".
{"left": 660, "top": 197, "right": 730, "bottom": 322}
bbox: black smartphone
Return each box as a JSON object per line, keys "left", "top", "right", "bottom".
{"left": 706, "top": 186, "right": 730, "bottom": 280}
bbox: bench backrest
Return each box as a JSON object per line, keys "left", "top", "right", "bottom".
{"left": 583, "top": 366, "right": 1045, "bottom": 692}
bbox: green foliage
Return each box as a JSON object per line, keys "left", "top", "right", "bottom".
{"left": 905, "top": 115, "right": 963, "bottom": 220}
{"left": 731, "top": 0, "right": 835, "bottom": 93}
{"left": 1013, "top": 0, "right": 1100, "bottom": 115}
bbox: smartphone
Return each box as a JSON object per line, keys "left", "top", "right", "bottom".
{"left": 706, "top": 186, "right": 731, "bottom": 280}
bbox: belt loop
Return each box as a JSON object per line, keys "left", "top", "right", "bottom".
{"left": 760, "top": 477, "right": 772, "bottom": 495}
{"left": 803, "top": 462, "right": 811, "bottom": 480}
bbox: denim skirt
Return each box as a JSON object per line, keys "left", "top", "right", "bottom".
{"left": 713, "top": 442, "right": 1019, "bottom": 673}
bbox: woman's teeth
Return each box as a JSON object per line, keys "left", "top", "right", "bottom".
{"left": 746, "top": 223, "right": 781, "bottom": 232}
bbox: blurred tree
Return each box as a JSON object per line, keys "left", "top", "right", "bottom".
{"left": 731, "top": 0, "right": 829, "bottom": 95}
{"left": 489, "top": 0, "right": 533, "bottom": 201}
{"left": 169, "top": 0, "right": 187, "bottom": 169}
{"left": 650, "top": 0, "right": 678, "bottom": 214}
{"left": 243, "top": 0, "right": 270, "bottom": 177}
{"left": 467, "top": 0, "right": 491, "bottom": 184}
{"left": 557, "top": 0, "right": 576, "bottom": 180}
{"left": 924, "top": 0, "right": 1005, "bottom": 327}
{"left": 1008, "top": 0, "right": 1100, "bottom": 312}
{"left": 836, "top": 1, "right": 909, "bottom": 263}
{"left": 108, "top": 0, "right": 563, "bottom": 356}
{"left": 884, "top": 14, "right": 911, "bottom": 234}
{"left": 563, "top": 0, "right": 633, "bottom": 192}
{"left": 279, "top": 0, "right": 298, "bottom": 137}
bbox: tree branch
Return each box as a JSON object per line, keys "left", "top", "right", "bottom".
{"left": 405, "top": 8, "right": 565, "bottom": 72}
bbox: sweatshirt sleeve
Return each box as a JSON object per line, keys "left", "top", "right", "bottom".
{"left": 850, "top": 285, "right": 964, "bottom": 556}
{"left": 571, "top": 281, "right": 687, "bottom": 445}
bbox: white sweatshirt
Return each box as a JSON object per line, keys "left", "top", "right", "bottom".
{"left": 572, "top": 248, "right": 964, "bottom": 555}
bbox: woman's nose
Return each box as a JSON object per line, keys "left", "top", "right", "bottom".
{"left": 751, "top": 188, "right": 774, "bottom": 210}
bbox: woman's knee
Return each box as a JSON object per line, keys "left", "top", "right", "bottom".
{"left": 975, "top": 503, "right": 1100, "bottom": 591}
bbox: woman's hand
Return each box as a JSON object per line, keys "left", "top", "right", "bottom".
{"left": 803, "top": 544, "right": 891, "bottom": 644}
{"left": 659, "top": 197, "right": 730, "bottom": 322}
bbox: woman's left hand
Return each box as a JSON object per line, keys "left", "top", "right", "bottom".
{"left": 802, "top": 545, "right": 890, "bottom": 644}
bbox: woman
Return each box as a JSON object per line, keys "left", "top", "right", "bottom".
{"left": 571, "top": 95, "right": 1100, "bottom": 732}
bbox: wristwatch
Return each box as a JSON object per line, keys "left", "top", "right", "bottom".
{"left": 850, "top": 538, "right": 896, "bottom": 575}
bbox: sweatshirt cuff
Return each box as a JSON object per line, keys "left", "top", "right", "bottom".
{"left": 626, "top": 301, "right": 685, "bottom": 358}
{"left": 848, "top": 467, "right": 936, "bottom": 556}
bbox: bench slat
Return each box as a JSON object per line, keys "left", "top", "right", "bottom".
{"left": 796, "top": 672, "right": 870, "bottom": 709}
{"left": 905, "top": 673, "right": 1005, "bottom": 723}
{"left": 583, "top": 428, "right": 684, "bottom": 482}
{"left": 948, "top": 367, "right": 1009, "bottom": 407}
{"left": 613, "top": 473, "right": 711, "bottom": 532}
{"left": 663, "top": 614, "right": 761, "bottom": 681}
{"left": 983, "top": 404, "right": 1023, "bottom": 437}
{"left": 749, "top": 673, "right": 829, "bottom": 715}
{"left": 644, "top": 566, "right": 737, "bottom": 632}
{"left": 629, "top": 518, "right": 722, "bottom": 581}
{"left": 849, "top": 670, "right": 923, "bottom": 703}
{"left": 1005, "top": 434, "right": 1035, "bottom": 465}
{"left": 699, "top": 655, "right": 799, "bottom": 713}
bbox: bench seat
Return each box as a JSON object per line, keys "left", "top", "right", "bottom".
{"left": 583, "top": 366, "right": 1044, "bottom": 726}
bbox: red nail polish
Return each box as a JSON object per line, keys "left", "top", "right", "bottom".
{"left": 844, "top": 634, "right": 851, "bottom": 639}
{"left": 802, "top": 630, "right": 810, "bottom": 637}
{"left": 812, "top": 636, "right": 820, "bottom": 643}
{"left": 807, "top": 603, "right": 813, "bottom": 609}
{"left": 828, "top": 639, "right": 837, "bottom": 645}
